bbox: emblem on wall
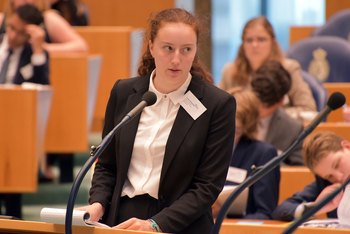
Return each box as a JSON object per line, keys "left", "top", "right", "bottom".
{"left": 308, "top": 47, "right": 330, "bottom": 82}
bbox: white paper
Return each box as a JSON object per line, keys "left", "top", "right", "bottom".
{"left": 20, "top": 63, "right": 33, "bottom": 80}
{"left": 40, "top": 207, "right": 110, "bottom": 228}
{"left": 226, "top": 167, "right": 247, "bottom": 183}
{"left": 179, "top": 91, "right": 206, "bottom": 120}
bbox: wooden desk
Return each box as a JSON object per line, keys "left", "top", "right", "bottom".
{"left": 0, "top": 219, "right": 152, "bottom": 234}
{"left": 279, "top": 166, "right": 315, "bottom": 205}
{"left": 323, "top": 83, "right": 350, "bottom": 123}
{"left": 0, "top": 86, "right": 52, "bottom": 193}
{"left": 221, "top": 219, "right": 349, "bottom": 234}
{"left": 289, "top": 26, "right": 316, "bottom": 45}
{"left": 45, "top": 53, "right": 101, "bottom": 153}
{"left": 305, "top": 122, "right": 350, "bottom": 141}
{"left": 74, "top": 26, "right": 144, "bottom": 131}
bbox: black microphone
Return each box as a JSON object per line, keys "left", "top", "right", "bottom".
{"left": 211, "top": 92, "right": 346, "bottom": 234}
{"left": 282, "top": 175, "right": 350, "bottom": 234}
{"left": 65, "top": 91, "right": 157, "bottom": 234}
{"left": 300, "top": 92, "right": 346, "bottom": 140}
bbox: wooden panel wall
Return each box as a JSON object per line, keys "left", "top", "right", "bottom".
{"left": 81, "top": 0, "right": 174, "bottom": 28}
{"left": 326, "top": 0, "right": 350, "bottom": 19}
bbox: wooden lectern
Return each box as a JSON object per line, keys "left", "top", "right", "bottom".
{"left": 0, "top": 85, "right": 52, "bottom": 193}
{"left": 0, "top": 219, "right": 153, "bottom": 234}
{"left": 45, "top": 53, "right": 101, "bottom": 153}
{"left": 75, "top": 26, "right": 144, "bottom": 131}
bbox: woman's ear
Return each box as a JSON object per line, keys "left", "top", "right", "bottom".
{"left": 149, "top": 40, "right": 154, "bottom": 57}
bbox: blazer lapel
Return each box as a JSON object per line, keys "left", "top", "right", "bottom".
{"left": 118, "top": 76, "right": 149, "bottom": 180}
{"left": 160, "top": 76, "right": 204, "bottom": 184}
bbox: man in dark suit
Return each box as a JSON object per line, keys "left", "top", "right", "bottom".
{"left": 252, "top": 60, "right": 304, "bottom": 165}
{"left": 0, "top": 4, "right": 49, "bottom": 219}
{"left": 0, "top": 4, "right": 49, "bottom": 85}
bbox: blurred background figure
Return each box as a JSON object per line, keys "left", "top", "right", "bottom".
{"left": 218, "top": 16, "right": 317, "bottom": 120}
{"left": 251, "top": 60, "right": 304, "bottom": 165}
{"left": 49, "top": 0, "right": 89, "bottom": 26}
{"left": 213, "top": 87, "right": 280, "bottom": 220}
{"left": 0, "top": 0, "right": 88, "bottom": 52}
{"left": 0, "top": 3, "right": 49, "bottom": 219}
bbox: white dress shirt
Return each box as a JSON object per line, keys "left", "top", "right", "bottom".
{"left": 258, "top": 114, "right": 273, "bottom": 141}
{"left": 121, "top": 69, "right": 192, "bottom": 199}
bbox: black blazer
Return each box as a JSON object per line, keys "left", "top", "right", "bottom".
{"left": 12, "top": 43, "right": 50, "bottom": 85}
{"left": 226, "top": 137, "right": 280, "bottom": 219}
{"left": 89, "top": 73, "right": 236, "bottom": 233}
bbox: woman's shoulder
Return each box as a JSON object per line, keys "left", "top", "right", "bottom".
{"left": 282, "top": 58, "right": 301, "bottom": 73}
{"left": 221, "top": 61, "right": 237, "bottom": 78}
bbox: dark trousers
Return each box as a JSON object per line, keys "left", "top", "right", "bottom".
{"left": 47, "top": 153, "right": 74, "bottom": 183}
{"left": 0, "top": 193, "right": 21, "bottom": 218}
{"left": 117, "top": 194, "right": 159, "bottom": 225}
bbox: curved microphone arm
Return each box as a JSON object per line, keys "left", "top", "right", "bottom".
{"left": 65, "top": 115, "right": 130, "bottom": 234}
{"left": 282, "top": 175, "right": 350, "bottom": 234}
{"left": 65, "top": 91, "right": 156, "bottom": 234}
{"left": 211, "top": 139, "right": 302, "bottom": 234}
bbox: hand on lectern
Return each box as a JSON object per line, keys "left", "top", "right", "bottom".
{"left": 76, "top": 202, "right": 104, "bottom": 222}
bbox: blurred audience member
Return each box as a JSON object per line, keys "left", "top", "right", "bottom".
{"left": 213, "top": 87, "right": 280, "bottom": 219}
{"left": 0, "top": 4, "right": 49, "bottom": 219}
{"left": 251, "top": 60, "right": 304, "bottom": 165}
{"left": 218, "top": 16, "right": 316, "bottom": 119}
{"left": 49, "top": 0, "right": 89, "bottom": 26}
{"left": 0, "top": 0, "right": 88, "bottom": 52}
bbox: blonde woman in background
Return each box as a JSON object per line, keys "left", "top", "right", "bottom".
{"left": 218, "top": 16, "right": 316, "bottom": 119}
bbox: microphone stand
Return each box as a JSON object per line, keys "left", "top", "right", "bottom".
{"left": 65, "top": 115, "right": 132, "bottom": 234}
{"left": 282, "top": 176, "right": 350, "bottom": 234}
{"left": 211, "top": 130, "right": 314, "bottom": 234}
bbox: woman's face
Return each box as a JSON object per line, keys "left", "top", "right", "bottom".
{"left": 242, "top": 24, "right": 273, "bottom": 70}
{"left": 149, "top": 22, "right": 197, "bottom": 94}
{"left": 11, "top": 0, "right": 35, "bottom": 9}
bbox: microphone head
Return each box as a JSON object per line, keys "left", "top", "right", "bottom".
{"left": 327, "top": 92, "right": 346, "bottom": 110}
{"left": 142, "top": 91, "right": 157, "bottom": 106}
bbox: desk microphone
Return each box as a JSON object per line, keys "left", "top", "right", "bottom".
{"left": 65, "top": 91, "right": 157, "bottom": 234}
{"left": 211, "top": 92, "right": 346, "bottom": 234}
{"left": 282, "top": 175, "right": 350, "bottom": 234}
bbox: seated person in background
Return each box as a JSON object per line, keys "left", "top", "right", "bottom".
{"left": 218, "top": 16, "right": 317, "bottom": 120}
{"left": 0, "top": 0, "right": 88, "bottom": 52}
{"left": 0, "top": 4, "right": 49, "bottom": 85}
{"left": 0, "top": 3, "right": 49, "bottom": 219}
{"left": 251, "top": 60, "right": 304, "bottom": 165}
{"left": 272, "top": 131, "right": 347, "bottom": 221}
{"left": 213, "top": 87, "right": 280, "bottom": 220}
{"left": 49, "top": 0, "right": 89, "bottom": 26}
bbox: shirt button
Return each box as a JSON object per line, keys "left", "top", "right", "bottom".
{"left": 164, "top": 95, "right": 167, "bottom": 98}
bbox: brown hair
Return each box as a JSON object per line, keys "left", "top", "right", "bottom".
{"left": 232, "top": 16, "right": 284, "bottom": 86}
{"left": 3, "top": 0, "right": 50, "bottom": 15}
{"left": 137, "top": 8, "right": 213, "bottom": 84}
{"left": 303, "top": 131, "right": 346, "bottom": 171}
{"left": 251, "top": 60, "right": 291, "bottom": 107}
{"left": 227, "top": 87, "right": 260, "bottom": 140}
